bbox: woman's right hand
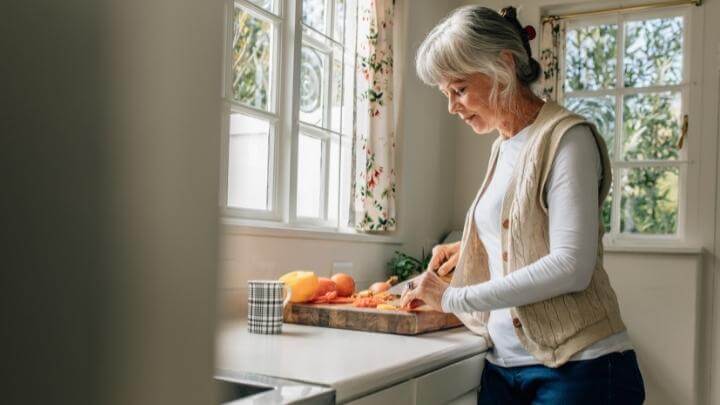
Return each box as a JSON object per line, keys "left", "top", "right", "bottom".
{"left": 428, "top": 241, "right": 461, "bottom": 276}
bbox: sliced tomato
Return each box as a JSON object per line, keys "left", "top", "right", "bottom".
{"left": 309, "top": 290, "right": 338, "bottom": 304}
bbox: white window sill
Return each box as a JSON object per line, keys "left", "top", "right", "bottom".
{"left": 221, "top": 217, "right": 403, "bottom": 244}
{"left": 220, "top": 219, "right": 704, "bottom": 253}
{"left": 603, "top": 243, "right": 703, "bottom": 255}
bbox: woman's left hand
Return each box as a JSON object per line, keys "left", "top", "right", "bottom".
{"left": 399, "top": 269, "right": 450, "bottom": 312}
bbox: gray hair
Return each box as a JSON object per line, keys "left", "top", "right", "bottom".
{"left": 415, "top": 6, "right": 540, "bottom": 109}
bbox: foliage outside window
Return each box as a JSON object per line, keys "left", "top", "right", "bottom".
{"left": 562, "top": 10, "right": 688, "bottom": 239}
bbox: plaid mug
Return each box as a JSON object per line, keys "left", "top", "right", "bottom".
{"left": 247, "top": 280, "right": 292, "bottom": 334}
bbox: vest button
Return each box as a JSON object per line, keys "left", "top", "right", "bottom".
{"left": 512, "top": 318, "right": 522, "bottom": 328}
{"left": 502, "top": 218, "right": 509, "bottom": 229}
{"left": 502, "top": 251, "right": 508, "bottom": 262}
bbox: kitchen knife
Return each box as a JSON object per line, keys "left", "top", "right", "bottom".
{"left": 388, "top": 269, "right": 454, "bottom": 295}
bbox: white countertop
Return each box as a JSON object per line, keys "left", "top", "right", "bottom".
{"left": 216, "top": 320, "right": 488, "bottom": 403}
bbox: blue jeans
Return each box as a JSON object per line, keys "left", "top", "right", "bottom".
{"left": 478, "top": 350, "right": 645, "bottom": 404}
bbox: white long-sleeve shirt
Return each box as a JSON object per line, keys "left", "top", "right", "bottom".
{"left": 442, "top": 124, "right": 632, "bottom": 367}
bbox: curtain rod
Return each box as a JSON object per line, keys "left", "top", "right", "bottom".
{"left": 542, "top": 0, "right": 701, "bottom": 23}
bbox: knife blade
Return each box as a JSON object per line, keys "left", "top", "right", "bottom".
{"left": 388, "top": 274, "right": 421, "bottom": 295}
{"left": 388, "top": 269, "right": 454, "bottom": 295}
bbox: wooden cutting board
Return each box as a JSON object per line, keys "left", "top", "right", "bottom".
{"left": 283, "top": 302, "right": 464, "bottom": 335}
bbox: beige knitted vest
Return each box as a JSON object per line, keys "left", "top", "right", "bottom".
{"left": 450, "top": 100, "right": 626, "bottom": 368}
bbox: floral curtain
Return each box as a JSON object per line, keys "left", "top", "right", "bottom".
{"left": 352, "top": 0, "right": 399, "bottom": 232}
{"left": 539, "top": 17, "right": 566, "bottom": 102}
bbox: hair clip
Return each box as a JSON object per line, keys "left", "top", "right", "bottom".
{"left": 499, "top": 6, "right": 517, "bottom": 20}
{"left": 523, "top": 25, "right": 536, "bottom": 41}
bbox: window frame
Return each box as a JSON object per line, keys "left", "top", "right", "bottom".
{"left": 561, "top": 6, "right": 694, "bottom": 247}
{"left": 221, "top": 0, "right": 285, "bottom": 221}
{"left": 220, "top": 0, "right": 365, "bottom": 236}
{"left": 293, "top": 4, "right": 347, "bottom": 228}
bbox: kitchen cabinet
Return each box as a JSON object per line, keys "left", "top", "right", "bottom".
{"left": 346, "top": 354, "right": 484, "bottom": 405}
{"left": 345, "top": 380, "right": 415, "bottom": 405}
{"left": 447, "top": 390, "right": 477, "bottom": 405}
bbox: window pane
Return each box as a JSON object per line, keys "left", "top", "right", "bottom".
{"left": 620, "top": 166, "right": 678, "bottom": 234}
{"left": 331, "top": 47, "right": 343, "bottom": 132}
{"left": 246, "top": 0, "right": 276, "bottom": 13}
{"left": 565, "top": 95, "right": 616, "bottom": 159}
{"left": 334, "top": 0, "right": 346, "bottom": 42}
{"left": 341, "top": 55, "right": 356, "bottom": 137}
{"left": 227, "top": 113, "right": 271, "bottom": 210}
{"left": 232, "top": 7, "right": 272, "bottom": 110}
{"left": 602, "top": 183, "right": 612, "bottom": 232}
{"left": 300, "top": 46, "right": 327, "bottom": 127}
{"left": 624, "top": 16, "right": 683, "bottom": 87}
{"left": 339, "top": 135, "right": 353, "bottom": 226}
{"left": 297, "top": 133, "right": 323, "bottom": 218}
{"left": 343, "top": 0, "right": 357, "bottom": 51}
{"left": 303, "top": 0, "right": 326, "bottom": 33}
{"left": 623, "top": 91, "right": 681, "bottom": 161}
{"left": 327, "top": 137, "right": 340, "bottom": 221}
{"left": 565, "top": 23, "right": 617, "bottom": 91}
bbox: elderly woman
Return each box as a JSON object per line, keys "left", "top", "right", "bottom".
{"left": 399, "top": 6, "right": 646, "bottom": 404}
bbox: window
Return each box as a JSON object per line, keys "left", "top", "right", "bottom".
{"left": 221, "top": 0, "right": 357, "bottom": 229}
{"left": 222, "top": 0, "right": 281, "bottom": 220}
{"left": 561, "top": 8, "right": 690, "bottom": 243}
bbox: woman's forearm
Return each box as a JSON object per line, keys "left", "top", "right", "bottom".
{"left": 442, "top": 249, "right": 596, "bottom": 312}
{"left": 442, "top": 125, "right": 601, "bottom": 313}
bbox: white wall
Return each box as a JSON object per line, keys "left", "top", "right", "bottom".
{"left": 605, "top": 252, "right": 701, "bottom": 405}
{"left": 219, "top": 0, "right": 458, "bottom": 317}
{"left": 450, "top": 1, "right": 720, "bottom": 404}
